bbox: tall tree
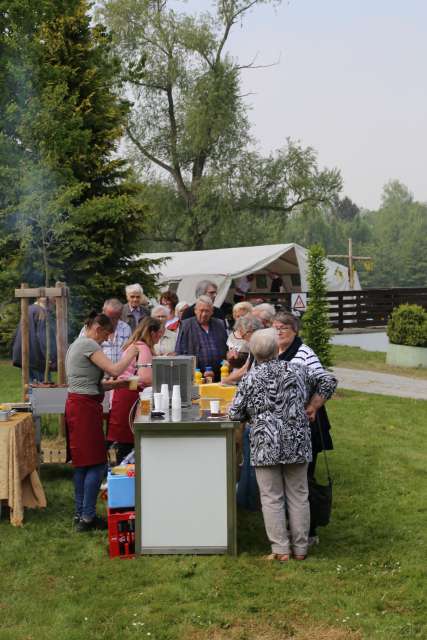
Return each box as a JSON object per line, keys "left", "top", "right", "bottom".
{"left": 0, "top": 0, "right": 157, "bottom": 342}
{"left": 101, "top": 0, "right": 342, "bottom": 250}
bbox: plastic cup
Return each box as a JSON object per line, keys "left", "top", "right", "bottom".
{"left": 140, "top": 398, "right": 151, "bottom": 415}
{"left": 210, "top": 400, "right": 220, "bottom": 414}
{"left": 128, "top": 376, "right": 139, "bottom": 390}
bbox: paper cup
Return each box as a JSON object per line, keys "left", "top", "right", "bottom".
{"left": 153, "top": 393, "right": 163, "bottom": 412}
{"left": 210, "top": 400, "right": 220, "bottom": 414}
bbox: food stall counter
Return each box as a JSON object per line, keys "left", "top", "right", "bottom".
{"left": 134, "top": 406, "right": 238, "bottom": 555}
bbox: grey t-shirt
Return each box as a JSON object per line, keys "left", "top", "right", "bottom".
{"left": 65, "top": 337, "right": 103, "bottom": 395}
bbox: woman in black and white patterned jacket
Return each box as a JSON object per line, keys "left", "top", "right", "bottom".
{"left": 228, "top": 329, "right": 337, "bottom": 562}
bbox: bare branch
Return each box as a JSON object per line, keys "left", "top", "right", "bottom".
{"left": 126, "top": 126, "right": 176, "bottom": 176}
{"left": 237, "top": 53, "right": 281, "bottom": 71}
{"left": 216, "top": 1, "right": 258, "bottom": 66}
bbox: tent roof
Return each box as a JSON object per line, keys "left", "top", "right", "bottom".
{"left": 142, "top": 243, "right": 300, "bottom": 281}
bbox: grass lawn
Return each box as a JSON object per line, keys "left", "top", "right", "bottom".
{"left": 331, "top": 345, "right": 427, "bottom": 380}
{"left": 0, "top": 367, "right": 426, "bottom": 639}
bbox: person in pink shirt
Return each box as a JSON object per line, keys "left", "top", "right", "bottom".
{"left": 107, "top": 317, "right": 163, "bottom": 463}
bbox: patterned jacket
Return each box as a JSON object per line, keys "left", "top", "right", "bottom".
{"left": 228, "top": 359, "right": 337, "bottom": 466}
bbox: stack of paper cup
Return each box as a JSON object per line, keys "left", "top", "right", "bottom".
{"left": 160, "top": 384, "right": 169, "bottom": 412}
{"left": 171, "top": 385, "right": 181, "bottom": 420}
{"left": 153, "top": 393, "right": 163, "bottom": 412}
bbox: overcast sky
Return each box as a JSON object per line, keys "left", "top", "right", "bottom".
{"left": 177, "top": 0, "right": 427, "bottom": 210}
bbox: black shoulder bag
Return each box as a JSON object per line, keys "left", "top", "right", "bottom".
{"left": 308, "top": 415, "right": 333, "bottom": 528}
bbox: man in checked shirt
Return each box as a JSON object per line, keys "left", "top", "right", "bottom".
{"left": 80, "top": 299, "right": 131, "bottom": 363}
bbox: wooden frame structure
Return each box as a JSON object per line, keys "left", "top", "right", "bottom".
{"left": 14, "top": 282, "right": 69, "bottom": 401}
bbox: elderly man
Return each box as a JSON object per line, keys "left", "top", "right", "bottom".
{"left": 80, "top": 299, "right": 131, "bottom": 363}
{"left": 121, "top": 284, "right": 149, "bottom": 332}
{"left": 252, "top": 303, "right": 276, "bottom": 328}
{"left": 176, "top": 295, "right": 228, "bottom": 380}
{"left": 181, "top": 280, "right": 226, "bottom": 321}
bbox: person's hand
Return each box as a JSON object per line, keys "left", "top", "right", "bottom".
{"left": 305, "top": 404, "right": 317, "bottom": 422}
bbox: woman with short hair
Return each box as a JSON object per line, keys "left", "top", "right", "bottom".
{"left": 229, "top": 329, "right": 336, "bottom": 561}
{"left": 65, "top": 313, "right": 139, "bottom": 531}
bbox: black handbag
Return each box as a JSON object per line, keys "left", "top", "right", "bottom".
{"left": 308, "top": 416, "right": 333, "bottom": 528}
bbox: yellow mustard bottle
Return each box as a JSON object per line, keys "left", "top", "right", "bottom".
{"left": 220, "top": 360, "right": 230, "bottom": 382}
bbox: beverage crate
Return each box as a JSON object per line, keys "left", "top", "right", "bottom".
{"left": 108, "top": 508, "right": 136, "bottom": 559}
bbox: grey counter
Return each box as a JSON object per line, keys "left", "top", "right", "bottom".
{"left": 134, "top": 406, "right": 238, "bottom": 555}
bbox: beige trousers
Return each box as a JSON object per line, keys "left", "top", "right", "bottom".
{"left": 255, "top": 462, "right": 309, "bottom": 556}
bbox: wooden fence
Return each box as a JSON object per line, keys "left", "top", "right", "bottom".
{"left": 246, "top": 288, "right": 427, "bottom": 330}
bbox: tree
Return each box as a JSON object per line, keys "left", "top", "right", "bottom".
{"left": 302, "top": 245, "right": 333, "bottom": 368}
{"left": 0, "top": 0, "right": 158, "bottom": 346}
{"left": 100, "top": 0, "right": 342, "bottom": 250}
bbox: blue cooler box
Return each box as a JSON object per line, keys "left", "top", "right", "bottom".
{"left": 107, "top": 472, "right": 135, "bottom": 509}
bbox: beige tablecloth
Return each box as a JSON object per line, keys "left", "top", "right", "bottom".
{"left": 0, "top": 413, "right": 47, "bottom": 526}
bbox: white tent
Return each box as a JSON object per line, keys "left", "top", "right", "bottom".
{"left": 140, "top": 243, "right": 360, "bottom": 306}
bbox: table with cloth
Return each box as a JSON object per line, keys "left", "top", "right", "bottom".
{"left": 0, "top": 413, "right": 47, "bottom": 526}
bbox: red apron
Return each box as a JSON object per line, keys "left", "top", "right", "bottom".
{"left": 107, "top": 388, "right": 139, "bottom": 444}
{"left": 65, "top": 393, "right": 107, "bottom": 467}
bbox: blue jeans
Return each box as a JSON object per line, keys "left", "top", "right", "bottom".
{"left": 29, "top": 368, "right": 52, "bottom": 383}
{"left": 74, "top": 464, "right": 106, "bottom": 520}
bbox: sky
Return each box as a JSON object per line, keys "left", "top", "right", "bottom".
{"left": 175, "top": 0, "right": 427, "bottom": 210}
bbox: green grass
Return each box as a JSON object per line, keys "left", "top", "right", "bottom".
{"left": 0, "top": 368, "right": 426, "bottom": 639}
{"left": 331, "top": 345, "right": 427, "bottom": 379}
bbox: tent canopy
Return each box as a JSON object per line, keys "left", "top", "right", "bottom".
{"left": 140, "top": 243, "right": 360, "bottom": 306}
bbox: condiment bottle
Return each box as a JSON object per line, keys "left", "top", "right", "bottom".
{"left": 220, "top": 360, "right": 230, "bottom": 381}
{"left": 204, "top": 366, "right": 214, "bottom": 383}
{"left": 194, "top": 368, "right": 203, "bottom": 384}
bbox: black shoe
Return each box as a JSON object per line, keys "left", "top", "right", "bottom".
{"left": 76, "top": 516, "right": 108, "bottom": 532}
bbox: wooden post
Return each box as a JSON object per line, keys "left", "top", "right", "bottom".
{"left": 55, "top": 282, "right": 68, "bottom": 438}
{"left": 20, "top": 283, "right": 30, "bottom": 401}
{"left": 55, "top": 282, "right": 68, "bottom": 385}
{"left": 348, "top": 238, "right": 354, "bottom": 289}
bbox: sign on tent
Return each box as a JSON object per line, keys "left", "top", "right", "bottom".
{"left": 291, "top": 292, "right": 307, "bottom": 313}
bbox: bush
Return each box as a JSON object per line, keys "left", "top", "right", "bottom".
{"left": 387, "top": 304, "right": 427, "bottom": 347}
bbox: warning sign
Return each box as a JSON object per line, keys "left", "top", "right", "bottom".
{"left": 291, "top": 293, "right": 307, "bottom": 313}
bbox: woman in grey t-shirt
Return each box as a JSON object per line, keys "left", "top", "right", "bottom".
{"left": 65, "top": 313, "right": 138, "bottom": 532}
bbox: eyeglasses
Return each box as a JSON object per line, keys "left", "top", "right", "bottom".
{"left": 274, "top": 325, "right": 294, "bottom": 333}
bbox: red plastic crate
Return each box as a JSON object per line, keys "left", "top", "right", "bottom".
{"left": 108, "top": 508, "right": 136, "bottom": 559}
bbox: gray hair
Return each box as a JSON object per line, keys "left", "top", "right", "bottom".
{"left": 234, "top": 314, "right": 263, "bottom": 335}
{"left": 195, "top": 295, "right": 213, "bottom": 307}
{"left": 195, "top": 280, "right": 217, "bottom": 298}
{"left": 126, "top": 283, "right": 143, "bottom": 295}
{"left": 103, "top": 298, "right": 123, "bottom": 312}
{"left": 273, "top": 311, "right": 300, "bottom": 333}
{"left": 249, "top": 328, "right": 278, "bottom": 362}
{"left": 252, "top": 303, "right": 276, "bottom": 325}
{"left": 151, "top": 304, "right": 169, "bottom": 317}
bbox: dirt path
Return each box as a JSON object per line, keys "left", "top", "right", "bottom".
{"left": 332, "top": 367, "right": 427, "bottom": 400}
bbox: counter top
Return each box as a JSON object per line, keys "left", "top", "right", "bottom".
{"left": 134, "top": 404, "right": 237, "bottom": 430}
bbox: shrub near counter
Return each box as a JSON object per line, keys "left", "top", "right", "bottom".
{"left": 386, "top": 304, "right": 427, "bottom": 368}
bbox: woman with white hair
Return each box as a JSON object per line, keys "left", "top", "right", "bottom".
{"left": 151, "top": 305, "right": 177, "bottom": 355}
{"left": 227, "top": 313, "right": 262, "bottom": 371}
{"left": 229, "top": 329, "right": 337, "bottom": 562}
